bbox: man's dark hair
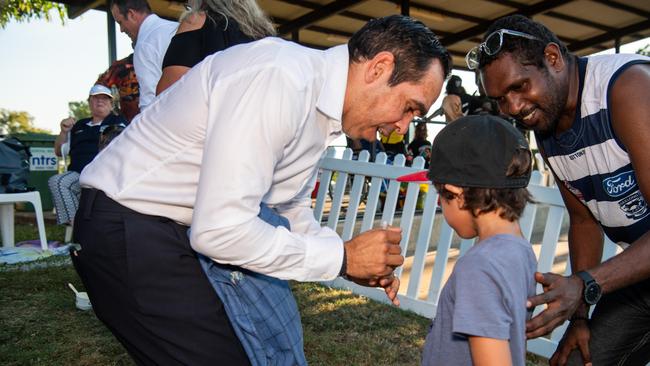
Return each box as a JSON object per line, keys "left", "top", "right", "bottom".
{"left": 348, "top": 15, "right": 452, "bottom": 86}
{"left": 434, "top": 148, "right": 533, "bottom": 221}
{"left": 478, "top": 14, "right": 571, "bottom": 70}
{"left": 111, "top": 0, "right": 152, "bottom": 17}
{"left": 445, "top": 75, "right": 466, "bottom": 96}
{"left": 98, "top": 124, "right": 127, "bottom": 151}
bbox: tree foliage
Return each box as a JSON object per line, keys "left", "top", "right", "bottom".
{"left": 0, "top": 0, "right": 67, "bottom": 28}
{"left": 68, "top": 100, "right": 90, "bottom": 121}
{"left": 0, "top": 109, "right": 51, "bottom": 134}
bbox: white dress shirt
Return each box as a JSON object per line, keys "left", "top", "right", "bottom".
{"left": 134, "top": 14, "right": 177, "bottom": 110}
{"left": 80, "top": 38, "right": 347, "bottom": 281}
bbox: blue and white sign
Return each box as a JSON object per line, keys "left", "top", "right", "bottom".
{"left": 29, "top": 147, "right": 58, "bottom": 171}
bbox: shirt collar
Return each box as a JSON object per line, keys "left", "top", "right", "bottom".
{"left": 137, "top": 14, "right": 158, "bottom": 43}
{"left": 316, "top": 44, "right": 349, "bottom": 133}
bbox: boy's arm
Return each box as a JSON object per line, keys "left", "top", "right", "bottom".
{"left": 468, "top": 336, "right": 512, "bottom": 366}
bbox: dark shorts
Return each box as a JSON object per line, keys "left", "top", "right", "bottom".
{"left": 568, "top": 277, "right": 650, "bottom": 366}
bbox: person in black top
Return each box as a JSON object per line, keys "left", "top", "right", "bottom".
{"left": 48, "top": 84, "right": 127, "bottom": 225}
{"left": 156, "top": 0, "right": 275, "bottom": 94}
{"left": 407, "top": 121, "right": 431, "bottom": 158}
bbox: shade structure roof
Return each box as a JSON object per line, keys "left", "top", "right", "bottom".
{"left": 60, "top": 0, "right": 650, "bottom": 69}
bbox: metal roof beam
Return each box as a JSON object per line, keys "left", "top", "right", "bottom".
{"left": 544, "top": 11, "right": 614, "bottom": 32}
{"left": 66, "top": 0, "right": 104, "bottom": 19}
{"left": 273, "top": 15, "right": 454, "bottom": 40}
{"left": 484, "top": 0, "right": 615, "bottom": 32}
{"left": 274, "top": 16, "right": 355, "bottom": 37}
{"left": 277, "top": 0, "right": 365, "bottom": 35}
{"left": 568, "top": 18, "right": 650, "bottom": 51}
{"left": 280, "top": 0, "right": 374, "bottom": 22}
{"left": 591, "top": 0, "right": 650, "bottom": 19}
{"left": 387, "top": 0, "right": 484, "bottom": 24}
{"left": 439, "top": 0, "right": 572, "bottom": 47}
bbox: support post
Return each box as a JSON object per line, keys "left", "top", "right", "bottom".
{"left": 401, "top": 0, "right": 409, "bottom": 16}
{"left": 107, "top": 9, "right": 117, "bottom": 65}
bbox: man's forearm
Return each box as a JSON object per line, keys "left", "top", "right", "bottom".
{"left": 568, "top": 219, "right": 603, "bottom": 274}
{"left": 565, "top": 222, "right": 603, "bottom": 318}
{"left": 590, "top": 230, "right": 650, "bottom": 294}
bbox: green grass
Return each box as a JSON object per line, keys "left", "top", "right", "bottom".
{"left": 1, "top": 224, "right": 548, "bottom": 365}
{"left": 14, "top": 222, "right": 66, "bottom": 246}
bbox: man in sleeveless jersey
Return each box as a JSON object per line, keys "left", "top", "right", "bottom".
{"left": 474, "top": 15, "right": 650, "bottom": 366}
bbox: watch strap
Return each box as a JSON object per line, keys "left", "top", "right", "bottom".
{"left": 575, "top": 270, "right": 595, "bottom": 285}
{"left": 576, "top": 270, "right": 601, "bottom": 305}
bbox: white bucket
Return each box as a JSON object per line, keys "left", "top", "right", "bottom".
{"left": 75, "top": 292, "right": 92, "bottom": 311}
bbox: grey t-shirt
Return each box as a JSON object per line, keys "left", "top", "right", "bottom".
{"left": 422, "top": 234, "right": 537, "bottom": 366}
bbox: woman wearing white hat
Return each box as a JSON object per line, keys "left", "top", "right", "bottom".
{"left": 48, "top": 84, "right": 128, "bottom": 227}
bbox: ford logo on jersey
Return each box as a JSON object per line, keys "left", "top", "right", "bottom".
{"left": 603, "top": 171, "right": 636, "bottom": 198}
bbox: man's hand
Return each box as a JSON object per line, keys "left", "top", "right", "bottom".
{"left": 526, "top": 272, "right": 584, "bottom": 338}
{"left": 379, "top": 274, "right": 400, "bottom": 306}
{"left": 344, "top": 227, "right": 403, "bottom": 280}
{"left": 60, "top": 117, "right": 75, "bottom": 134}
{"left": 550, "top": 320, "right": 592, "bottom": 366}
{"left": 347, "top": 274, "right": 401, "bottom": 306}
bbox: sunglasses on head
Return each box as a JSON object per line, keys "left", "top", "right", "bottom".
{"left": 465, "top": 29, "right": 541, "bottom": 70}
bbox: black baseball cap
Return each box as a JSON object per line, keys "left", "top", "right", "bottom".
{"left": 398, "top": 114, "right": 531, "bottom": 188}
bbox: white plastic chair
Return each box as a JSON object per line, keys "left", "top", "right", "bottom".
{"left": 0, "top": 191, "right": 48, "bottom": 251}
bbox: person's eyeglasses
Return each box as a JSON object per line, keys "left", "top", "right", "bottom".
{"left": 100, "top": 123, "right": 127, "bottom": 135}
{"left": 465, "top": 29, "right": 541, "bottom": 70}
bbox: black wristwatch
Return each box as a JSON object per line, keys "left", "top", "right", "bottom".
{"left": 575, "top": 271, "right": 602, "bottom": 305}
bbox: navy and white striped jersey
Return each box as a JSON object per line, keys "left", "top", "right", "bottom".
{"left": 536, "top": 54, "right": 650, "bottom": 245}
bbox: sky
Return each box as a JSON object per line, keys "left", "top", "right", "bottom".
{"left": 0, "top": 10, "right": 132, "bottom": 133}
{"left": 1, "top": 9, "right": 648, "bottom": 135}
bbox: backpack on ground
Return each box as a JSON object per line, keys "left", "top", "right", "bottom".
{"left": 0, "top": 136, "right": 32, "bottom": 193}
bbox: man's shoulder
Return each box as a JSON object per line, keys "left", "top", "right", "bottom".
{"left": 207, "top": 38, "right": 326, "bottom": 82}
{"left": 584, "top": 54, "right": 650, "bottom": 80}
{"left": 580, "top": 54, "right": 650, "bottom": 112}
{"left": 138, "top": 14, "right": 177, "bottom": 43}
{"left": 145, "top": 13, "right": 177, "bottom": 28}
{"left": 245, "top": 38, "right": 322, "bottom": 65}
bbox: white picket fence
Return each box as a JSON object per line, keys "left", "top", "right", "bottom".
{"left": 313, "top": 147, "right": 619, "bottom": 359}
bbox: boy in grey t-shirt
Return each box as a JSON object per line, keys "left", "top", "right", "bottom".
{"left": 399, "top": 115, "right": 537, "bottom": 366}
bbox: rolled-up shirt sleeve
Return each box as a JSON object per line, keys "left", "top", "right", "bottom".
{"left": 190, "top": 66, "right": 343, "bottom": 281}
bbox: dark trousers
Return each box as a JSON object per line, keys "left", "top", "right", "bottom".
{"left": 72, "top": 189, "right": 250, "bottom": 366}
{"left": 567, "top": 277, "right": 650, "bottom": 366}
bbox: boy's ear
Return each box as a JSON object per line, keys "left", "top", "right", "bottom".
{"left": 443, "top": 184, "right": 463, "bottom": 196}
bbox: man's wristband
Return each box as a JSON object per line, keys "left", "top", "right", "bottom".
{"left": 339, "top": 246, "right": 347, "bottom": 278}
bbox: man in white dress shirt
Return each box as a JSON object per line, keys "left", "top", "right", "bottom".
{"left": 110, "top": 0, "right": 177, "bottom": 110}
{"left": 73, "top": 15, "right": 451, "bottom": 365}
